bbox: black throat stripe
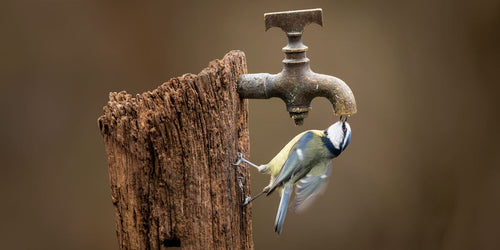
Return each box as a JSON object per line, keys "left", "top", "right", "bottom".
{"left": 321, "top": 132, "right": 341, "bottom": 157}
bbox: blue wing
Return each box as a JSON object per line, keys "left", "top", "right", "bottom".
{"left": 293, "top": 164, "right": 331, "bottom": 211}
{"left": 274, "top": 182, "right": 293, "bottom": 235}
{"left": 267, "top": 131, "right": 315, "bottom": 194}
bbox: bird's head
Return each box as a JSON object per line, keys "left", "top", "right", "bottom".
{"left": 326, "top": 117, "right": 351, "bottom": 153}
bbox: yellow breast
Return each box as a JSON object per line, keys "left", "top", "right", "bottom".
{"left": 266, "top": 130, "right": 324, "bottom": 176}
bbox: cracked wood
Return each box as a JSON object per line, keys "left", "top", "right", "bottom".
{"left": 98, "top": 50, "right": 253, "bottom": 249}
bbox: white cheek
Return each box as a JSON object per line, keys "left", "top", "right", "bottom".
{"left": 327, "top": 123, "right": 344, "bottom": 148}
{"left": 328, "top": 133, "right": 342, "bottom": 148}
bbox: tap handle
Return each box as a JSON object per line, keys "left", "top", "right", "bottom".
{"left": 264, "top": 8, "right": 323, "bottom": 35}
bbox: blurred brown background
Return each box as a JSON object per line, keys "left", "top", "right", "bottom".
{"left": 1, "top": 0, "right": 499, "bottom": 249}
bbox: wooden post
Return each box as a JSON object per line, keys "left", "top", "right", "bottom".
{"left": 98, "top": 51, "right": 253, "bottom": 249}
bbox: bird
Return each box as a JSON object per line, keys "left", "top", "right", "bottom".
{"left": 233, "top": 116, "right": 352, "bottom": 235}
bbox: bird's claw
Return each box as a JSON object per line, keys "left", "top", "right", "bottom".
{"left": 232, "top": 152, "right": 244, "bottom": 166}
{"left": 242, "top": 196, "right": 252, "bottom": 206}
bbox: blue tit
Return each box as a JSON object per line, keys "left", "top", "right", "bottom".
{"left": 234, "top": 117, "right": 352, "bottom": 235}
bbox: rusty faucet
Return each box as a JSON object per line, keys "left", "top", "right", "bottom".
{"left": 237, "top": 8, "right": 357, "bottom": 125}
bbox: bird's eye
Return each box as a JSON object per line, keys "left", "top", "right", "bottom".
{"left": 342, "top": 123, "right": 346, "bottom": 133}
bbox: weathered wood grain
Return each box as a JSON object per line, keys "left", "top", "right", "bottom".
{"left": 98, "top": 50, "right": 253, "bottom": 249}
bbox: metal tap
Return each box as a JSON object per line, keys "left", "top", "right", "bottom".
{"left": 237, "top": 8, "right": 357, "bottom": 125}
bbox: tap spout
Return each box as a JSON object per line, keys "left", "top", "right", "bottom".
{"left": 237, "top": 70, "right": 357, "bottom": 125}
{"left": 307, "top": 72, "right": 357, "bottom": 117}
{"left": 237, "top": 8, "right": 357, "bottom": 125}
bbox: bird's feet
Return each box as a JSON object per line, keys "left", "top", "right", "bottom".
{"left": 232, "top": 152, "right": 245, "bottom": 166}
{"left": 241, "top": 187, "right": 269, "bottom": 206}
{"left": 242, "top": 196, "right": 252, "bottom": 206}
{"left": 233, "top": 152, "right": 261, "bottom": 170}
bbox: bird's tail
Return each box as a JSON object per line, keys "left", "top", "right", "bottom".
{"left": 274, "top": 182, "right": 293, "bottom": 235}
